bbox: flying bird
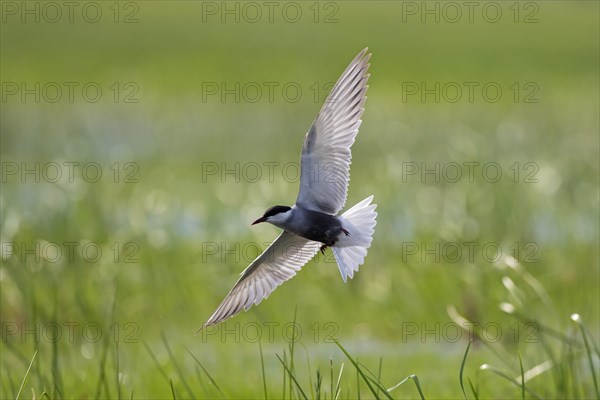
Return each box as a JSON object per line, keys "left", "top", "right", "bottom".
{"left": 200, "top": 48, "right": 377, "bottom": 330}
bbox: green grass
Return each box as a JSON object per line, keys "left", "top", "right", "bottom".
{"left": 1, "top": 1, "right": 599, "bottom": 398}
{"left": 4, "top": 290, "right": 598, "bottom": 399}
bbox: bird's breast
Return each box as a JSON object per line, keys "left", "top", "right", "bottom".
{"left": 288, "top": 207, "right": 343, "bottom": 244}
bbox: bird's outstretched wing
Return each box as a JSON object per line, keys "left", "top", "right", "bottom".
{"left": 199, "top": 232, "right": 321, "bottom": 330}
{"left": 296, "top": 48, "right": 371, "bottom": 215}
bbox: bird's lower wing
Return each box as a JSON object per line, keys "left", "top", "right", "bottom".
{"left": 199, "top": 232, "right": 321, "bottom": 330}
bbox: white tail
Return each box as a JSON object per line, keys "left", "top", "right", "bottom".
{"left": 333, "top": 195, "right": 377, "bottom": 282}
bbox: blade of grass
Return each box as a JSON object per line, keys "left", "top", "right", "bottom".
{"left": 518, "top": 352, "right": 525, "bottom": 400}
{"left": 30, "top": 289, "right": 44, "bottom": 391}
{"left": 282, "top": 349, "right": 287, "bottom": 400}
{"left": 51, "top": 291, "right": 62, "bottom": 400}
{"left": 289, "top": 308, "right": 298, "bottom": 400}
{"left": 259, "top": 340, "right": 268, "bottom": 400}
{"left": 571, "top": 313, "right": 599, "bottom": 399}
{"left": 170, "top": 378, "right": 177, "bottom": 400}
{"left": 303, "top": 344, "right": 314, "bottom": 400}
{"left": 386, "top": 374, "right": 426, "bottom": 400}
{"left": 480, "top": 364, "right": 541, "bottom": 399}
{"left": 376, "top": 357, "right": 382, "bottom": 398}
{"left": 50, "top": 369, "right": 63, "bottom": 400}
{"left": 115, "top": 342, "right": 121, "bottom": 400}
{"left": 509, "top": 260, "right": 553, "bottom": 308}
{"left": 356, "top": 357, "right": 360, "bottom": 400}
{"left": 315, "top": 368, "right": 322, "bottom": 400}
{"left": 94, "top": 288, "right": 119, "bottom": 399}
{"left": 538, "top": 326, "right": 562, "bottom": 393}
{"left": 460, "top": 340, "right": 472, "bottom": 400}
{"left": 566, "top": 334, "right": 579, "bottom": 399}
{"left": 352, "top": 360, "right": 393, "bottom": 400}
{"left": 330, "top": 358, "right": 333, "bottom": 400}
{"left": 334, "top": 363, "right": 344, "bottom": 400}
{"left": 95, "top": 331, "right": 112, "bottom": 399}
{"left": 111, "top": 289, "right": 121, "bottom": 400}
{"left": 16, "top": 349, "right": 37, "bottom": 400}
{"left": 184, "top": 345, "right": 223, "bottom": 395}
{"left": 517, "top": 359, "right": 553, "bottom": 383}
{"left": 193, "top": 365, "right": 210, "bottom": 396}
{"left": 507, "top": 310, "right": 583, "bottom": 348}
{"left": 161, "top": 333, "right": 195, "bottom": 399}
{"left": 333, "top": 339, "right": 380, "bottom": 400}
{"left": 276, "top": 353, "right": 308, "bottom": 400}
{"left": 448, "top": 305, "right": 515, "bottom": 371}
{"left": 467, "top": 377, "right": 479, "bottom": 400}
{"left": 143, "top": 341, "right": 170, "bottom": 384}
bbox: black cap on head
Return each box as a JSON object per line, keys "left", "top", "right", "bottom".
{"left": 252, "top": 205, "right": 291, "bottom": 225}
{"left": 263, "top": 205, "right": 291, "bottom": 218}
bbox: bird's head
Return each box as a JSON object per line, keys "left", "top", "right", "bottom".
{"left": 252, "top": 205, "right": 292, "bottom": 226}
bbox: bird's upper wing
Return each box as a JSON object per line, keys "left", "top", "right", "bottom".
{"left": 199, "top": 231, "right": 321, "bottom": 329}
{"left": 295, "top": 48, "right": 371, "bottom": 215}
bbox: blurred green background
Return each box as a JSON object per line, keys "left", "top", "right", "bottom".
{"left": 1, "top": 1, "right": 598, "bottom": 398}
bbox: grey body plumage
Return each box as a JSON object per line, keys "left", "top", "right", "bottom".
{"left": 267, "top": 206, "right": 346, "bottom": 246}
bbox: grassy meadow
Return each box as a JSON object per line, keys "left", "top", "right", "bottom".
{"left": 1, "top": 1, "right": 599, "bottom": 398}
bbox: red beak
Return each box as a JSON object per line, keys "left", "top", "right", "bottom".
{"left": 252, "top": 216, "right": 267, "bottom": 225}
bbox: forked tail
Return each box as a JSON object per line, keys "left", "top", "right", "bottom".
{"left": 333, "top": 195, "right": 377, "bottom": 282}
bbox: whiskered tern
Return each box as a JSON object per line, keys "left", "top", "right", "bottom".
{"left": 200, "top": 48, "right": 377, "bottom": 329}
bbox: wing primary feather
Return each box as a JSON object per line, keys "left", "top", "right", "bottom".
{"left": 198, "top": 232, "right": 320, "bottom": 331}
{"left": 296, "top": 48, "right": 371, "bottom": 214}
